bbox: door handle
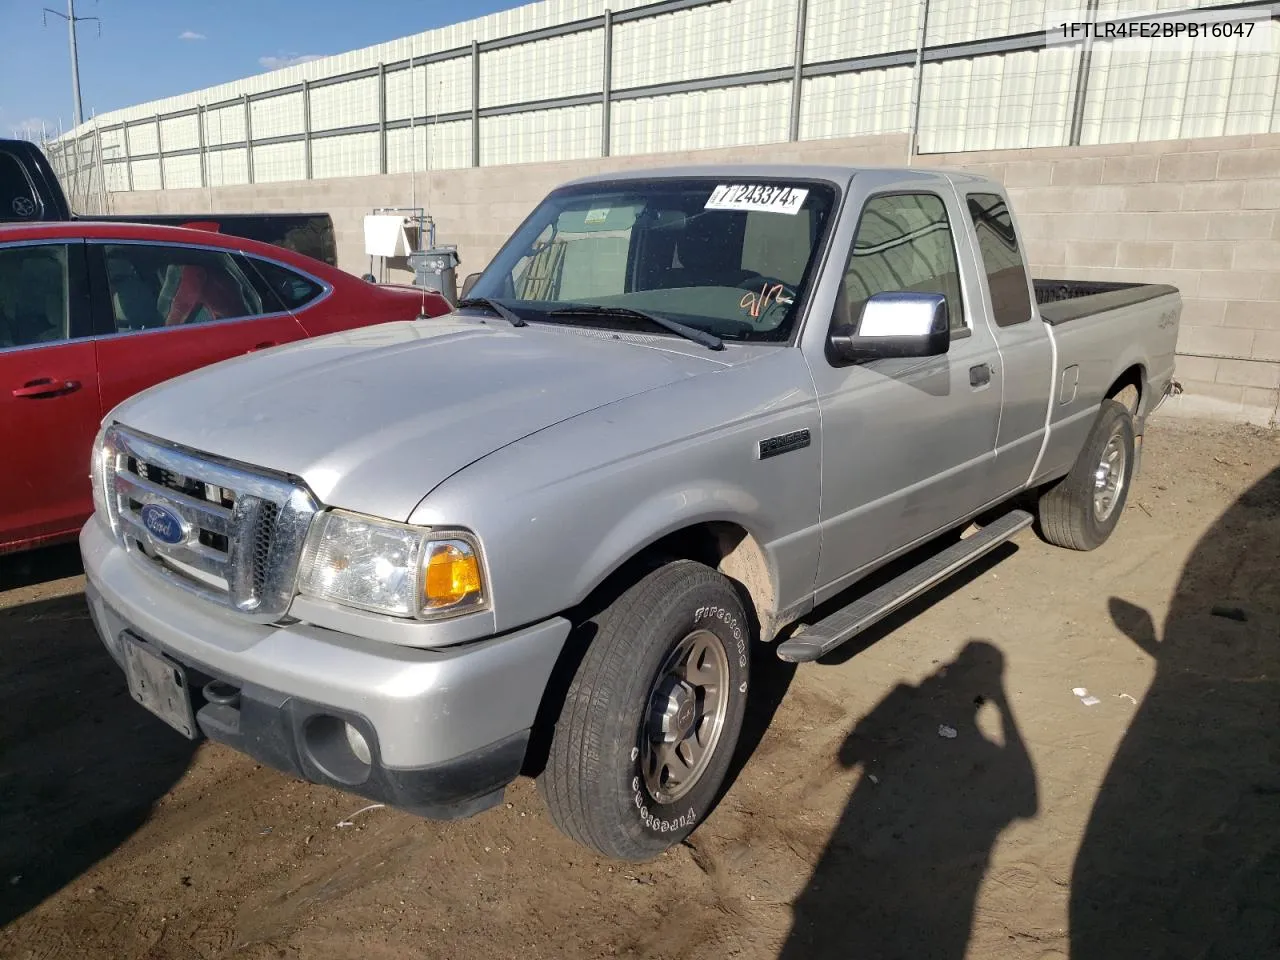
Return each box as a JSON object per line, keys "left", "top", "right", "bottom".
{"left": 969, "top": 363, "right": 992, "bottom": 388}
{"left": 249, "top": 341, "right": 279, "bottom": 352}
{"left": 13, "top": 378, "right": 82, "bottom": 399}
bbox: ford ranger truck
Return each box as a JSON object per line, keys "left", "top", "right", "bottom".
{"left": 81, "top": 166, "right": 1181, "bottom": 860}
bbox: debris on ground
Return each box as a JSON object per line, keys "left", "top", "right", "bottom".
{"left": 336, "top": 803, "right": 386, "bottom": 828}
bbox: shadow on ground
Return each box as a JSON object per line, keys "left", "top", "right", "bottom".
{"left": 778, "top": 638, "right": 1038, "bottom": 959}
{"left": 1070, "top": 466, "right": 1280, "bottom": 958}
{"left": 0, "top": 550, "right": 198, "bottom": 927}
{"left": 0, "top": 543, "right": 84, "bottom": 592}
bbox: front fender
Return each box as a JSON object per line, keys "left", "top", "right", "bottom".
{"left": 409, "top": 350, "right": 823, "bottom": 636}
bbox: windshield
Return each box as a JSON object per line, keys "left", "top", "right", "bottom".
{"left": 468, "top": 178, "right": 838, "bottom": 342}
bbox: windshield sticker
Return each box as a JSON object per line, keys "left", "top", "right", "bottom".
{"left": 584, "top": 207, "right": 610, "bottom": 225}
{"left": 705, "top": 184, "right": 809, "bottom": 215}
{"left": 741, "top": 283, "right": 793, "bottom": 319}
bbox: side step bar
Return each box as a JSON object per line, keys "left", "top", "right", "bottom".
{"left": 776, "top": 509, "right": 1034, "bottom": 664}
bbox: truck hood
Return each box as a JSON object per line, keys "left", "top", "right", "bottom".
{"left": 111, "top": 317, "right": 726, "bottom": 520}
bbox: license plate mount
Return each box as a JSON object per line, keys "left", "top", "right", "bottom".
{"left": 120, "top": 632, "right": 198, "bottom": 739}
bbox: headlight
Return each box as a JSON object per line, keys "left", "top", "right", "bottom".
{"left": 90, "top": 423, "right": 120, "bottom": 535}
{"left": 297, "top": 509, "right": 486, "bottom": 620}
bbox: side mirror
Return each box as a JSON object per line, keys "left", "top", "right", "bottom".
{"left": 460, "top": 273, "right": 482, "bottom": 299}
{"left": 828, "top": 291, "right": 950, "bottom": 364}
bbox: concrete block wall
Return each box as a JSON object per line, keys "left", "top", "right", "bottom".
{"left": 110, "top": 131, "right": 1280, "bottom": 427}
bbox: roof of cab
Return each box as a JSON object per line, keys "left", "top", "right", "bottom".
{"left": 556, "top": 163, "right": 1001, "bottom": 190}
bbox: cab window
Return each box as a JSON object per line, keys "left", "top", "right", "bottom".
{"left": 836, "top": 193, "right": 966, "bottom": 335}
{"left": 967, "top": 193, "right": 1033, "bottom": 327}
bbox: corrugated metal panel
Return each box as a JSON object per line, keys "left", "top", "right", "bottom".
{"left": 1224, "top": 47, "right": 1280, "bottom": 136}
{"left": 162, "top": 154, "right": 202, "bottom": 189}
{"left": 130, "top": 158, "right": 161, "bottom": 191}
{"left": 386, "top": 122, "right": 473, "bottom": 172}
{"left": 612, "top": 0, "right": 795, "bottom": 89}
{"left": 251, "top": 92, "right": 305, "bottom": 139}
{"left": 207, "top": 148, "right": 250, "bottom": 187}
{"left": 389, "top": 57, "right": 474, "bottom": 119}
{"left": 312, "top": 132, "right": 381, "bottom": 179}
{"left": 126, "top": 121, "right": 159, "bottom": 156}
{"left": 800, "top": 69, "right": 915, "bottom": 140}
{"left": 49, "top": 0, "right": 1280, "bottom": 179}
{"left": 103, "top": 161, "right": 129, "bottom": 193}
{"left": 386, "top": 65, "right": 424, "bottom": 122}
{"left": 806, "top": 0, "right": 921, "bottom": 63}
{"left": 311, "top": 76, "right": 379, "bottom": 131}
{"left": 481, "top": 29, "right": 603, "bottom": 108}
{"left": 160, "top": 114, "right": 200, "bottom": 152}
{"left": 612, "top": 82, "right": 791, "bottom": 155}
{"left": 1080, "top": 40, "right": 1144, "bottom": 144}
{"left": 1178, "top": 49, "right": 1236, "bottom": 139}
{"left": 917, "top": 47, "right": 1076, "bottom": 152}
{"left": 430, "top": 56, "right": 474, "bottom": 115}
{"left": 926, "top": 0, "right": 1048, "bottom": 48}
{"left": 480, "top": 104, "right": 601, "bottom": 165}
{"left": 204, "top": 105, "right": 246, "bottom": 146}
{"left": 253, "top": 141, "right": 307, "bottom": 182}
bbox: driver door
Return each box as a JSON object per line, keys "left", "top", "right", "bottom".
{"left": 804, "top": 187, "right": 1004, "bottom": 600}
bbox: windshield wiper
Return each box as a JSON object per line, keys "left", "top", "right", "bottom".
{"left": 546, "top": 305, "right": 724, "bottom": 351}
{"left": 456, "top": 296, "right": 527, "bottom": 328}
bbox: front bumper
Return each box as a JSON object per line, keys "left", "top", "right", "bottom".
{"left": 81, "top": 518, "right": 571, "bottom": 818}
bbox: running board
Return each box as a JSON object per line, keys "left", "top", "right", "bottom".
{"left": 776, "top": 509, "right": 1034, "bottom": 664}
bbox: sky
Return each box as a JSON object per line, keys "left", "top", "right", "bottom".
{"left": 1, "top": 0, "right": 524, "bottom": 139}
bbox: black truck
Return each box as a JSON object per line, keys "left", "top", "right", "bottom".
{"left": 0, "top": 137, "right": 336, "bottom": 266}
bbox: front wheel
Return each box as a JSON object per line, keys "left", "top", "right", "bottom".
{"left": 537, "top": 560, "right": 750, "bottom": 860}
{"left": 1037, "top": 398, "right": 1135, "bottom": 551}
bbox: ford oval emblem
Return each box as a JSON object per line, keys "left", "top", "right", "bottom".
{"left": 140, "top": 503, "right": 187, "bottom": 545}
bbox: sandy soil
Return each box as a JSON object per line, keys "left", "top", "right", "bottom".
{"left": 1, "top": 418, "right": 1277, "bottom": 960}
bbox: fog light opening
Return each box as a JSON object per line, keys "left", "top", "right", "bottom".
{"left": 303, "top": 714, "right": 374, "bottom": 785}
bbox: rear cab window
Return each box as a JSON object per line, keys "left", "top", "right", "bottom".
{"left": 473, "top": 178, "right": 839, "bottom": 343}
{"left": 966, "top": 192, "right": 1034, "bottom": 327}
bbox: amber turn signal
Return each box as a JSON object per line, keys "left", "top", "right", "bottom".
{"left": 423, "top": 540, "right": 483, "bottom": 609}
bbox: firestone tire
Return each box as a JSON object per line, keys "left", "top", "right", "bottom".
{"left": 536, "top": 560, "right": 750, "bottom": 861}
{"left": 1037, "top": 398, "right": 1135, "bottom": 552}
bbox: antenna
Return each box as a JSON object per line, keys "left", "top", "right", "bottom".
{"left": 43, "top": 0, "right": 101, "bottom": 129}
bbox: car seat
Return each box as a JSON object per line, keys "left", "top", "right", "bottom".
{"left": 158, "top": 262, "right": 250, "bottom": 326}
{"left": 106, "top": 256, "right": 164, "bottom": 330}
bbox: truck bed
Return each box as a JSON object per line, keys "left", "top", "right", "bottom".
{"left": 1035, "top": 278, "right": 1178, "bottom": 326}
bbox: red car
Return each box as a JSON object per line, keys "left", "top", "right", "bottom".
{"left": 0, "top": 220, "right": 451, "bottom": 555}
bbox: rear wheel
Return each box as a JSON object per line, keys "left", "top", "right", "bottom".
{"left": 537, "top": 560, "right": 750, "bottom": 860}
{"left": 1037, "top": 399, "right": 1135, "bottom": 551}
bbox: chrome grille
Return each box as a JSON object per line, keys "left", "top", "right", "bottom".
{"left": 104, "top": 425, "right": 318, "bottom": 622}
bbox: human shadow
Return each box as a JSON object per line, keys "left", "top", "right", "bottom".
{"left": 1071, "top": 466, "right": 1280, "bottom": 958}
{"left": 0, "top": 590, "right": 198, "bottom": 926}
{"left": 780, "top": 639, "right": 1038, "bottom": 960}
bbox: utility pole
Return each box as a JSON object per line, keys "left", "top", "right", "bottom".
{"left": 44, "top": 0, "right": 100, "bottom": 129}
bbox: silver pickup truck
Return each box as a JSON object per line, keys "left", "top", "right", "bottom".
{"left": 82, "top": 165, "right": 1180, "bottom": 860}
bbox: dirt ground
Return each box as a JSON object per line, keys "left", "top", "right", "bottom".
{"left": 1, "top": 418, "right": 1277, "bottom": 960}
